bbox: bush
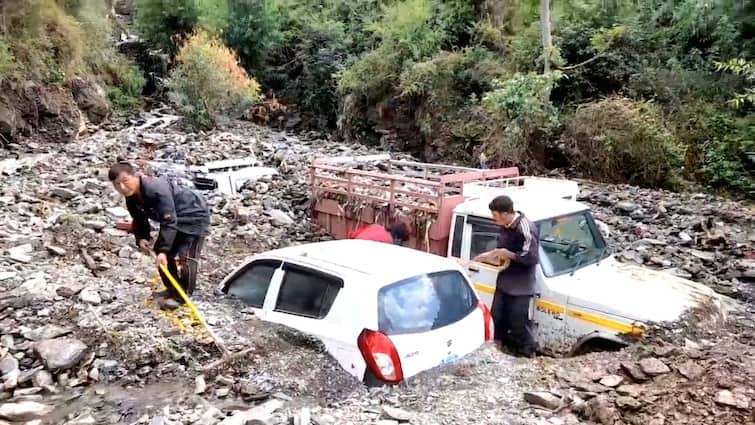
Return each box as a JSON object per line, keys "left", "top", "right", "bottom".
{"left": 338, "top": 0, "right": 443, "bottom": 102}
{"left": 0, "top": 39, "right": 17, "bottom": 79}
{"left": 561, "top": 97, "right": 685, "bottom": 188}
{"left": 673, "top": 101, "right": 754, "bottom": 193}
{"left": 1, "top": 0, "right": 85, "bottom": 82}
{"left": 168, "top": 30, "right": 261, "bottom": 129}
{"left": 104, "top": 58, "right": 147, "bottom": 113}
{"left": 224, "top": 0, "right": 283, "bottom": 70}
{"left": 134, "top": 0, "right": 227, "bottom": 54}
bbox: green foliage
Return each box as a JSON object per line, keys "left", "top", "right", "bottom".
{"left": 0, "top": 39, "right": 17, "bottom": 79}
{"left": 134, "top": 0, "right": 228, "bottom": 54}
{"left": 104, "top": 58, "right": 147, "bottom": 113}
{"left": 224, "top": 0, "right": 283, "bottom": 70}
{"left": 168, "top": 30, "right": 261, "bottom": 129}
{"left": 561, "top": 97, "right": 685, "bottom": 188}
{"left": 715, "top": 58, "right": 755, "bottom": 108}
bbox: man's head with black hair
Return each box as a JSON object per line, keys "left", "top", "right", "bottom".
{"left": 390, "top": 222, "right": 410, "bottom": 246}
{"left": 489, "top": 195, "right": 516, "bottom": 226}
{"left": 108, "top": 162, "right": 140, "bottom": 197}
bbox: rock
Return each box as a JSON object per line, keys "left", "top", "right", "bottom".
{"left": 678, "top": 232, "right": 693, "bottom": 244}
{"left": 621, "top": 362, "right": 648, "bottom": 382}
{"left": 32, "top": 371, "right": 53, "bottom": 388}
{"left": 78, "top": 287, "right": 101, "bottom": 305}
{"left": 524, "top": 391, "right": 561, "bottom": 410}
{"left": 69, "top": 77, "right": 110, "bottom": 125}
{"left": 638, "top": 358, "right": 670, "bottom": 376}
{"left": 83, "top": 220, "right": 107, "bottom": 231}
{"left": 598, "top": 375, "right": 623, "bottom": 388}
{"left": 0, "top": 272, "right": 17, "bottom": 281}
{"left": 216, "top": 387, "right": 230, "bottom": 398}
{"left": 50, "top": 187, "right": 79, "bottom": 200}
{"left": 375, "top": 421, "right": 399, "bottom": 425}
{"left": 105, "top": 206, "right": 129, "bottom": 218}
{"left": 23, "top": 325, "right": 72, "bottom": 341}
{"left": 0, "top": 401, "right": 53, "bottom": 421}
{"left": 45, "top": 245, "right": 66, "bottom": 256}
{"left": 381, "top": 406, "right": 412, "bottom": 422}
{"left": 268, "top": 209, "right": 294, "bottom": 226}
{"left": 0, "top": 356, "right": 19, "bottom": 389}
{"left": 616, "top": 201, "right": 639, "bottom": 214}
{"left": 7, "top": 244, "right": 32, "bottom": 264}
{"left": 33, "top": 338, "right": 87, "bottom": 370}
{"left": 714, "top": 389, "right": 750, "bottom": 410}
{"left": 0, "top": 336, "right": 13, "bottom": 350}
{"left": 616, "top": 384, "right": 643, "bottom": 398}
{"left": 195, "top": 375, "right": 206, "bottom": 394}
{"left": 615, "top": 396, "right": 642, "bottom": 410}
{"left": 56, "top": 285, "right": 83, "bottom": 298}
{"left": 585, "top": 396, "right": 618, "bottom": 425}
{"left": 676, "top": 360, "right": 704, "bottom": 380}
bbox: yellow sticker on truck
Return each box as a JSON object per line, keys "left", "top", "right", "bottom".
{"left": 473, "top": 283, "right": 644, "bottom": 336}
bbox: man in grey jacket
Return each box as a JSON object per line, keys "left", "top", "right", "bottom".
{"left": 474, "top": 195, "right": 539, "bottom": 357}
{"left": 109, "top": 162, "right": 211, "bottom": 309}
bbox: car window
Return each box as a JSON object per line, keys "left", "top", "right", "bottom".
{"left": 378, "top": 270, "right": 477, "bottom": 335}
{"left": 274, "top": 263, "right": 342, "bottom": 319}
{"left": 470, "top": 221, "right": 500, "bottom": 259}
{"left": 225, "top": 260, "right": 280, "bottom": 308}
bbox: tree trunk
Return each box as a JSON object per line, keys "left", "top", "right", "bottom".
{"left": 540, "top": 0, "right": 552, "bottom": 74}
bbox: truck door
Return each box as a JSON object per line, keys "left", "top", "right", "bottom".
{"left": 461, "top": 216, "right": 507, "bottom": 306}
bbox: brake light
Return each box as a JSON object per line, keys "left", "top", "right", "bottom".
{"left": 357, "top": 329, "right": 404, "bottom": 384}
{"left": 478, "top": 301, "right": 494, "bottom": 342}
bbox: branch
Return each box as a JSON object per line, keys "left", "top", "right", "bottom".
{"left": 559, "top": 53, "right": 606, "bottom": 71}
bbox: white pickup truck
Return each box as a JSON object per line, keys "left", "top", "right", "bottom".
{"left": 310, "top": 155, "right": 730, "bottom": 355}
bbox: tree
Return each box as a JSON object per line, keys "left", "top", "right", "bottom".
{"left": 716, "top": 58, "right": 755, "bottom": 108}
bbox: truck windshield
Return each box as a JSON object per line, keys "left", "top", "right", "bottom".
{"left": 538, "top": 211, "right": 608, "bottom": 277}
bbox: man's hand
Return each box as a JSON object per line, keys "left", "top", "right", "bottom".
{"left": 497, "top": 248, "right": 516, "bottom": 260}
{"left": 156, "top": 253, "right": 168, "bottom": 268}
{"left": 138, "top": 239, "right": 151, "bottom": 252}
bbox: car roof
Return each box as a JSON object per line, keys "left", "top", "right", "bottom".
{"left": 455, "top": 196, "right": 590, "bottom": 222}
{"left": 259, "top": 239, "right": 461, "bottom": 285}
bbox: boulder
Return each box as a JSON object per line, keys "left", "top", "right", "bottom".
{"left": 69, "top": 77, "right": 110, "bottom": 125}
{"left": 33, "top": 338, "right": 87, "bottom": 370}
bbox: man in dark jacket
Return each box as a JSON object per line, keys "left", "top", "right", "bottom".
{"left": 474, "top": 195, "right": 539, "bottom": 357}
{"left": 109, "top": 162, "right": 211, "bottom": 309}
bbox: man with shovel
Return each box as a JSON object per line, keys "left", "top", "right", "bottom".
{"left": 109, "top": 162, "right": 211, "bottom": 310}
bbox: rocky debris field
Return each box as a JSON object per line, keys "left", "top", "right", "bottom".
{"left": 1, "top": 110, "right": 754, "bottom": 424}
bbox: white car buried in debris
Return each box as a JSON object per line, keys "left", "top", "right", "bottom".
{"left": 219, "top": 239, "right": 493, "bottom": 385}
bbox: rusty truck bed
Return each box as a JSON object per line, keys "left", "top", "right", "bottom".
{"left": 309, "top": 154, "right": 519, "bottom": 256}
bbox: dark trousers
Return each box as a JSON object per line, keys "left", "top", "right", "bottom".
{"left": 157, "top": 232, "right": 205, "bottom": 299}
{"left": 491, "top": 290, "right": 537, "bottom": 356}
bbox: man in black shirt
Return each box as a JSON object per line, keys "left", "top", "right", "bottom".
{"left": 474, "top": 195, "right": 539, "bottom": 357}
{"left": 108, "top": 162, "right": 211, "bottom": 309}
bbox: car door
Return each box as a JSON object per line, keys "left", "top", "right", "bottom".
{"left": 263, "top": 262, "right": 366, "bottom": 379}
{"left": 222, "top": 258, "right": 283, "bottom": 320}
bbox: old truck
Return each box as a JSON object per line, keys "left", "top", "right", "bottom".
{"left": 309, "top": 154, "right": 729, "bottom": 355}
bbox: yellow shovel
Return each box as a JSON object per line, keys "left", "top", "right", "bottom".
{"left": 157, "top": 264, "right": 254, "bottom": 370}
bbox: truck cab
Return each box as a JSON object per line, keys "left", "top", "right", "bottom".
{"left": 449, "top": 195, "right": 729, "bottom": 355}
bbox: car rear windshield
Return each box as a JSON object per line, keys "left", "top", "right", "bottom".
{"left": 378, "top": 270, "right": 478, "bottom": 335}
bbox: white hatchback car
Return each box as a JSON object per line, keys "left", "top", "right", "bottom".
{"left": 219, "top": 239, "right": 493, "bottom": 385}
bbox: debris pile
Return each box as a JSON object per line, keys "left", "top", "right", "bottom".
{"left": 1, "top": 110, "right": 753, "bottom": 424}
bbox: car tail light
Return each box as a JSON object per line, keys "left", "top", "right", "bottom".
{"left": 478, "top": 301, "right": 494, "bottom": 342}
{"left": 357, "top": 329, "right": 404, "bottom": 384}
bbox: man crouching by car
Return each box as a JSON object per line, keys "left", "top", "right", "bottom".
{"left": 108, "top": 162, "right": 211, "bottom": 310}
